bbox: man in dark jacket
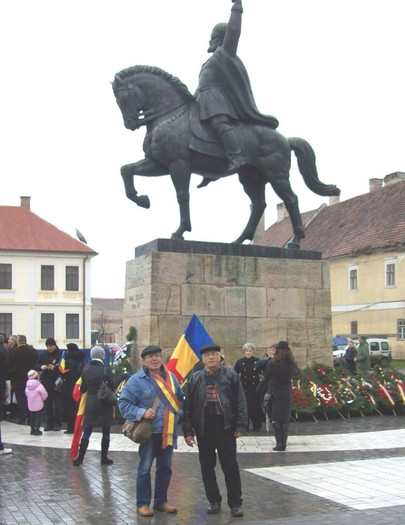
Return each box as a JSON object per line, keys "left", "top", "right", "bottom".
{"left": 37, "top": 337, "right": 63, "bottom": 431}
{"left": 5, "top": 335, "right": 38, "bottom": 424}
{"left": 182, "top": 343, "right": 247, "bottom": 518}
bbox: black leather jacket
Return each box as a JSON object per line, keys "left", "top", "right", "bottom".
{"left": 182, "top": 366, "right": 247, "bottom": 437}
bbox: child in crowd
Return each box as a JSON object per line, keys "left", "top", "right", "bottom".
{"left": 25, "top": 370, "right": 48, "bottom": 435}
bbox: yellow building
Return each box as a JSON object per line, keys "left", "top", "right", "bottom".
{"left": 262, "top": 173, "right": 405, "bottom": 359}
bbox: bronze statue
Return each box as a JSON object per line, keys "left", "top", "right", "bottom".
{"left": 196, "top": 0, "right": 278, "bottom": 177}
{"left": 113, "top": 0, "right": 339, "bottom": 247}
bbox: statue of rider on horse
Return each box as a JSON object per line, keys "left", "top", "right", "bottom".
{"left": 113, "top": 0, "right": 340, "bottom": 247}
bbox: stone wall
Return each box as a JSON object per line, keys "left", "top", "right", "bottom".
{"left": 123, "top": 239, "right": 333, "bottom": 368}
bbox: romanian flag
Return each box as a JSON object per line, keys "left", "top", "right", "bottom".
{"left": 150, "top": 366, "right": 181, "bottom": 449}
{"left": 58, "top": 350, "right": 70, "bottom": 374}
{"left": 167, "top": 314, "right": 213, "bottom": 383}
{"left": 70, "top": 378, "right": 87, "bottom": 460}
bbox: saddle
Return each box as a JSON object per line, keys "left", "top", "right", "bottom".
{"left": 189, "top": 102, "right": 227, "bottom": 160}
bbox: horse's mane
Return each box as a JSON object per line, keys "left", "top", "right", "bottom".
{"left": 113, "top": 65, "right": 195, "bottom": 101}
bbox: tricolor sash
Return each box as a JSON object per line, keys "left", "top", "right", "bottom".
{"left": 150, "top": 365, "right": 181, "bottom": 449}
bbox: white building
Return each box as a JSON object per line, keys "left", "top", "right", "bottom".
{"left": 0, "top": 197, "right": 97, "bottom": 349}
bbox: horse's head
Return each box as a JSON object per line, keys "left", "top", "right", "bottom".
{"left": 113, "top": 73, "right": 145, "bottom": 130}
{"left": 112, "top": 66, "right": 194, "bottom": 130}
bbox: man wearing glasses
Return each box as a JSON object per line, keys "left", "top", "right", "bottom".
{"left": 183, "top": 343, "right": 247, "bottom": 518}
{"left": 119, "top": 345, "right": 184, "bottom": 517}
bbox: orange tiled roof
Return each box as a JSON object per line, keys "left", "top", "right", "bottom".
{"left": 264, "top": 181, "right": 405, "bottom": 258}
{"left": 0, "top": 206, "right": 97, "bottom": 255}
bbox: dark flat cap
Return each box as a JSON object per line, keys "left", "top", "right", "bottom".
{"left": 200, "top": 343, "right": 221, "bottom": 355}
{"left": 276, "top": 340, "right": 290, "bottom": 349}
{"left": 141, "top": 345, "right": 162, "bottom": 358}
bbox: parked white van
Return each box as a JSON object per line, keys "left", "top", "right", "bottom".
{"left": 333, "top": 338, "right": 391, "bottom": 368}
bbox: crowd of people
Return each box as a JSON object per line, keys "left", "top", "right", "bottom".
{"left": 0, "top": 333, "right": 87, "bottom": 454}
{"left": 2, "top": 326, "right": 373, "bottom": 519}
{"left": 0, "top": 330, "right": 300, "bottom": 517}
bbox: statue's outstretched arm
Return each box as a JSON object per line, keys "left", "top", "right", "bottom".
{"left": 223, "top": 0, "right": 243, "bottom": 56}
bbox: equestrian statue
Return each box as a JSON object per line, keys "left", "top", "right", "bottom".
{"left": 112, "top": 0, "right": 340, "bottom": 247}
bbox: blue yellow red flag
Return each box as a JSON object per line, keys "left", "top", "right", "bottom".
{"left": 70, "top": 378, "right": 87, "bottom": 460}
{"left": 167, "top": 314, "right": 213, "bottom": 383}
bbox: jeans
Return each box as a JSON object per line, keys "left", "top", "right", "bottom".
{"left": 137, "top": 433, "right": 173, "bottom": 507}
{"left": 197, "top": 427, "right": 242, "bottom": 508}
{"left": 29, "top": 410, "right": 42, "bottom": 430}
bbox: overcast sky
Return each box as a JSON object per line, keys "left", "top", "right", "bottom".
{"left": 1, "top": 0, "right": 404, "bottom": 298}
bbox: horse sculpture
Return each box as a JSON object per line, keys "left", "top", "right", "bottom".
{"left": 113, "top": 65, "right": 340, "bottom": 247}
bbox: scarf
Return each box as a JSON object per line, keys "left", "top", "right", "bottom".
{"left": 150, "top": 365, "right": 181, "bottom": 449}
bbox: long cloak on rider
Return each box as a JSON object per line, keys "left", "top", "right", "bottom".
{"left": 203, "top": 45, "right": 279, "bottom": 129}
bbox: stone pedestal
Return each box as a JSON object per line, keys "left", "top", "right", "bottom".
{"left": 124, "top": 239, "right": 333, "bottom": 368}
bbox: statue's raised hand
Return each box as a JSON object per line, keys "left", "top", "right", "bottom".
{"left": 232, "top": 0, "right": 243, "bottom": 11}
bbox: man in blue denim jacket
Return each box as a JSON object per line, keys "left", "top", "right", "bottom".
{"left": 119, "top": 345, "right": 184, "bottom": 517}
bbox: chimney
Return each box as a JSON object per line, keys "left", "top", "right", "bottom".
{"left": 277, "top": 202, "right": 289, "bottom": 222}
{"left": 383, "top": 172, "right": 405, "bottom": 186}
{"left": 20, "top": 196, "right": 31, "bottom": 210}
{"left": 329, "top": 195, "right": 340, "bottom": 206}
{"left": 369, "top": 178, "right": 383, "bottom": 192}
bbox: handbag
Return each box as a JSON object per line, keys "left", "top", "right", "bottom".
{"left": 122, "top": 396, "right": 159, "bottom": 444}
{"left": 97, "top": 367, "right": 117, "bottom": 406}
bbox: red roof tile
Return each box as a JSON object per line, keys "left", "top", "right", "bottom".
{"left": 0, "top": 206, "right": 97, "bottom": 255}
{"left": 264, "top": 181, "right": 405, "bottom": 258}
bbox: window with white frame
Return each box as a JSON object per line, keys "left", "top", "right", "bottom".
{"left": 398, "top": 319, "right": 405, "bottom": 340}
{"left": 66, "top": 314, "right": 79, "bottom": 339}
{"left": 0, "top": 263, "right": 12, "bottom": 289}
{"left": 385, "top": 262, "right": 396, "bottom": 287}
{"left": 0, "top": 313, "right": 12, "bottom": 336}
{"left": 41, "top": 313, "right": 54, "bottom": 339}
{"left": 349, "top": 266, "right": 358, "bottom": 291}
{"left": 41, "top": 265, "right": 54, "bottom": 291}
{"left": 66, "top": 266, "right": 79, "bottom": 291}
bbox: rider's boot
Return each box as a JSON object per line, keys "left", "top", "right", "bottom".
{"left": 218, "top": 126, "right": 245, "bottom": 175}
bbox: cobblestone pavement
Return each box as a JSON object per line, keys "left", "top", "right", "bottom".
{"left": 1, "top": 415, "right": 404, "bottom": 524}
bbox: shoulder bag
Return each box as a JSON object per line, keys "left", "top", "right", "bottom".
{"left": 122, "top": 396, "right": 159, "bottom": 444}
{"left": 97, "top": 366, "right": 118, "bottom": 406}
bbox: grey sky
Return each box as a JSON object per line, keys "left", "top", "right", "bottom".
{"left": 1, "top": 0, "right": 403, "bottom": 297}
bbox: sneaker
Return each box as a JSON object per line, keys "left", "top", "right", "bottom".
{"left": 0, "top": 448, "right": 12, "bottom": 455}
{"left": 207, "top": 502, "right": 221, "bottom": 514}
{"left": 231, "top": 506, "right": 244, "bottom": 518}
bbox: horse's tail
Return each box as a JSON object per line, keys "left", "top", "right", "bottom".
{"left": 288, "top": 137, "right": 340, "bottom": 197}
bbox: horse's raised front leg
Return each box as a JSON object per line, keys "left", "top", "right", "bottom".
{"left": 121, "top": 157, "right": 168, "bottom": 208}
{"left": 169, "top": 159, "right": 192, "bottom": 240}
{"left": 234, "top": 172, "right": 266, "bottom": 244}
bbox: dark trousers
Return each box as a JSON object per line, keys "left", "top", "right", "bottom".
{"left": 63, "top": 396, "right": 78, "bottom": 432}
{"left": 44, "top": 388, "right": 63, "bottom": 428}
{"left": 197, "top": 428, "right": 242, "bottom": 508}
{"left": 245, "top": 390, "right": 262, "bottom": 429}
{"left": 14, "top": 388, "right": 29, "bottom": 423}
{"left": 29, "top": 409, "right": 42, "bottom": 430}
